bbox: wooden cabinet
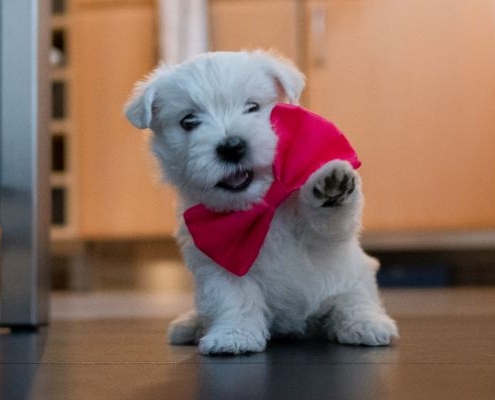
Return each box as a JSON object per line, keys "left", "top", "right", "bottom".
{"left": 211, "top": 0, "right": 495, "bottom": 233}
{"left": 304, "top": 0, "right": 495, "bottom": 231}
{"left": 72, "top": 0, "right": 177, "bottom": 238}
{"left": 68, "top": 0, "right": 303, "bottom": 239}
{"left": 209, "top": 0, "right": 303, "bottom": 66}
{"left": 67, "top": 0, "right": 495, "bottom": 239}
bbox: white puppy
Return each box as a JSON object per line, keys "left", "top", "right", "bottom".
{"left": 125, "top": 50, "right": 398, "bottom": 355}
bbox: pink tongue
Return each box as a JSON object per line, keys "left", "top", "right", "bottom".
{"left": 223, "top": 170, "right": 249, "bottom": 187}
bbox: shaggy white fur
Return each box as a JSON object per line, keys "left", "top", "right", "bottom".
{"left": 125, "top": 50, "right": 398, "bottom": 355}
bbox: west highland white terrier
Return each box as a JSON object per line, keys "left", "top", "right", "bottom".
{"left": 125, "top": 50, "right": 398, "bottom": 354}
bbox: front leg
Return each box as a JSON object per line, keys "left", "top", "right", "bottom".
{"left": 299, "top": 160, "right": 363, "bottom": 238}
{"left": 194, "top": 269, "right": 270, "bottom": 355}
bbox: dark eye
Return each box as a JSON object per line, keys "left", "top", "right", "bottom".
{"left": 244, "top": 102, "right": 260, "bottom": 114}
{"left": 180, "top": 114, "right": 201, "bottom": 132}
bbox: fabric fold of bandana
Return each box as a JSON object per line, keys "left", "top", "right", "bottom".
{"left": 183, "top": 103, "right": 361, "bottom": 277}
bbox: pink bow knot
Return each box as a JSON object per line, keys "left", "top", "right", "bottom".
{"left": 184, "top": 103, "right": 361, "bottom": 277}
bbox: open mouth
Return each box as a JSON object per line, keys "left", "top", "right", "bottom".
{"left": 216, "top": 169, "right": 254, "bottom": 192}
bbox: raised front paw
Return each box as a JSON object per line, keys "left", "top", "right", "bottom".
{"left": 312, "top": 160, "right": 358, "bottom": 207}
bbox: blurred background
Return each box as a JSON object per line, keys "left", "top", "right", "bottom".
{"left": 43, "top": 0, "right": 495, "bottom": 291}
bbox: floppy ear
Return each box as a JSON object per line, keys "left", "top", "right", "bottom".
{"left": 124, "top": 81, "right": 156, "bottom": 129}
{"left": 255, "top": 50, "right": 306, "bottom": 104}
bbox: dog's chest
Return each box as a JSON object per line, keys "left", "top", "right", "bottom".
{"left": 255, "top": 210, "right": 335, "bottom": 301}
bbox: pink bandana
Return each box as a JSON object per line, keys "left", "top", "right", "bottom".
{"left": 184, "top": 103, "right": 361, "bottom": 276}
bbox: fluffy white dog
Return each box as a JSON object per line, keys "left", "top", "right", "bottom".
{"left": 125, "top": 50, "right": 398, "bottom": 355}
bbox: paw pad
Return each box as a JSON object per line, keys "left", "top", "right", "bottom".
{"left": 313, "top": 163, "right": 356, "bottom": 207}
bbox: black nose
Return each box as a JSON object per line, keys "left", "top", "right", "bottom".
{"left": 216, "top": 136, "right": 247, "bottom": 163}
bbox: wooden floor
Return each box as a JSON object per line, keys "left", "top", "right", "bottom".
{"left": 1, "top": 288, "right": 495, "bottom": 400}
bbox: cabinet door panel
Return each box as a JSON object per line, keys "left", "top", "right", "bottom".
{"left": 73, "top": 5, "right": 176, "bottom": 238}
{"left": 306, "top": 0, "right": 495, "bottom": 231}
{"left": 210, "top": 0, "right": 301, "bottom": 63}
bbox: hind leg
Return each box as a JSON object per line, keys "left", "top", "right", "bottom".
{"left": 168, "top": 310, "right": 203, "bottom": 345}
{"left": 324, "top": 269, "right": 399, "bottom": 346}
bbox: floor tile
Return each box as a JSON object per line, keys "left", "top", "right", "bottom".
{"left": 2, "top": 288, "right": 495, "bottom": 399}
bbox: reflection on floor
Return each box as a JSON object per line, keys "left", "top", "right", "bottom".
{"left": 50, "top": 288, "right": 495, "bottom": 320}
{"left": 1, "top": 239, "right": 495, "bottom": 399}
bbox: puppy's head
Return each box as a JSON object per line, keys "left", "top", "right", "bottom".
{"left": 125, "top": 50, "right": 305, "bottom": 211}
